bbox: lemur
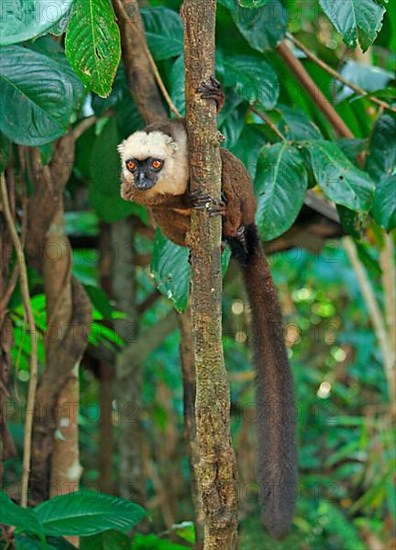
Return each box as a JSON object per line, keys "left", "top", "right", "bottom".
{"left": 118, "top": 77, "right": 297, "bottom": 540}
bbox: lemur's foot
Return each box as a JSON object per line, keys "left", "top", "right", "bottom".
{"left": 190, "top": 190, "right": 227, "bottom": 217}
{"left": 196, "top": 76, "right": 225, "bottom": 113}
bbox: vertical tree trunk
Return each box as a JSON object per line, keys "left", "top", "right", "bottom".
{"left": 111, "top": 219, "right": 146, "bottom": 505}
{"left": 27, "top": 136, "right": 92, "bottom": 503}
{"left": 182, "top": 1, "right": 239, "bottom": 547}
{"left": 178, "top": 309, "right": 204, "bottom": 549}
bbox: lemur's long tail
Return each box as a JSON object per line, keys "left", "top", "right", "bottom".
{"left": 230, "top": 224, "right": 297, "bottom": 540}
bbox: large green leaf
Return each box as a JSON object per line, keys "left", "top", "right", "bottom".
{"left": 255, "top": 143, "right": 308, "bottom": 240}
{"left": 65, "top": 0, "right": 121, "bottom": 98}
{"left": 170, "top": 55, "right": 186, "bottom": 116}
{"left": 151, "top": 229, "right": 190, "bottom": 313}
{"left": 232, "top": 0, "right": 287, "bottom": 51}
{"left": 141, "top": 8, "right": 183, "bottom": 61}
{"left": 0, "top": 492, "right": 44, "bottom": 539}
{"left": 305, "top": 140, "right": 374, "bottom": 211}
{"left": 0, "top": 45, "right": 83, "bottom": 145}
{"left": 0, "top": 0, "right": 73, "bottom": 46}
{"left": 229, "top": 124, "right": 266, "bottom": 180}
{"left": 278, "top": 105, "right": 322, "bottom": 140}
{"left": 89, "top": 118, "right": 142, "bottom": 222}
{"left": 219, "top": 106, "right": 246, "bottom": 148}
{"left": 35, "top": 491, "right": 146, "bottom": 537}
{"left": 366, "top": 113, "right": 396, "bottom": 180}
{"left": 319, "top": 0, "right": 385, "bottom": 51}
{"left": 223, "top": 56, "right": 279, "bottom": 109}
{"left": 372, "top": 174, "right": 396, "bottom": 231}
{"left": 80, "top": 530, "right": 130, "bottom": 550}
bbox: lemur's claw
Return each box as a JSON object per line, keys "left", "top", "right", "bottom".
{"left": 196, "top": 76, "right": 224, "bottom": 113}
{"left": 190, "top": 191, "right": 226, "bottom": 216}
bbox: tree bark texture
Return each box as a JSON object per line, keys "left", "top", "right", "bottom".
{"left": 112, "top": 0, "right": 167, "bottom": 124}
{"left": 111, "top": 218, "right": 145, "bottom": 505}
{"left": 178, "top": 309, "right": 204, "bottom": 549}
{"left": 182, "top": 1, "right": 239, "bottom": 548}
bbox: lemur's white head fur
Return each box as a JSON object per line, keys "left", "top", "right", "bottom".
{"left": 118, "top": 127, "right": 189, "bottom": 196}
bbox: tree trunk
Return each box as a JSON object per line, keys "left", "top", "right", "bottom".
{"left": 182, "top": 1, "right": 239, "bottom": 547}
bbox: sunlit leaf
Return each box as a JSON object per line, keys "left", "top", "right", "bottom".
{"left": 319, "top": 0, "right": 385, "bottom": 51}
{"left": 65, "top": 0, "right": 121, "bottom": 97}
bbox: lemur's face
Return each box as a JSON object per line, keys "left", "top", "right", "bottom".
{"left": 118, "top": 128, "right": 188, "bottom": 197}
{"left": 124, "top": 157, "right": 164, "bottom": 191}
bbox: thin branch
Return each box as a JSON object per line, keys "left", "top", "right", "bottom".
{"left": 72, "top": 115, "right": 97, "bottom": 140}
{"left": 250, "top": 106, "right": 287, "bottom": 141}
{"left": 287, "top": 34, "right": 396, "bottom": 115}
{"left": 381, "top": 233, "right": 396, "bottom": 356}
{"left": 343, "top": 236, "right": 395, "bottom": 415}
{"left": 277, "top": 40, "right": 354, "bottom": 138}
{"left": 113, "top": 0, "right": 180, "bottom": 119}
{"left": 135, "top": 30, "right": 182, "bottom": 118}
{"left": 0, "top": 172, "right": 38, "bottom": 507}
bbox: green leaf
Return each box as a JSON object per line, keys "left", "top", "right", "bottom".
{"left": 238, "top": 0, "right": 270, "bottom": 7}
{"left": 65, "top": 0, "right": 121, "bottom": 98}
{"left": 65, "top": 211, "right": 99, "bottom": 237}
{"left": 35, "top": 491, "right": 147, "bottom": 537}
{"left": 84, "top": 285, "right": 115, "bottom": 320}
{"left": 305, "top": 140, "right": 375, "bottom": 211}
{"left": 219, "top": 106, "right": 246, "bottom": 148}
{"left": 278, "top": 105, "right": 322, "bottom": 140}
{"left": 223, "top": 56, "right": 279, "bottom": 109}
{"left": 89, "top": 118, "right": 140, "bottom": 222}
{"left": 131, "top": 533, "right": 189, "bottom": 550}
{"left": 230, "top": 124, "right": 265, "bottom": 180}
{"left": 337, "top": 205, "right": 366, "bottom": 239}
{"left": 232, "top": 0, "right": 287, "bottom": 52}
{"left": 0, "top": 45, "right": 83, "bottom": 145}
{"left": 141, "top": 8, "right": 183, "bottom": 61}
{"left": 372, "top": 174, "right": 396, "bottom": 231}
{"left": 319, "top": 0, "right": 385, "bottom": 51}
{"left": 0, "top": 0, "right": 73, "bottom": 46}
{"left": 170, "top": 55, "right": 186, "bottom": 116}
{"left": 255, "top": 143, "right": 308, "bottom": 240}
{"left": 80, "top": 529, "right": 130, "bottom": 550}
{"left": 366, "top": 113, "right": 396, "bottom": 180}
{"left": 0, "top": 491, "right": 44, "bottom": 539}
{"left": 151, "top": 229, "right": 190, "bottom": 313}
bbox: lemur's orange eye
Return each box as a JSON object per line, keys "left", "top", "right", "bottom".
{"left": 126, "top": 160, "right": 136, "bottom": 171}
{"left": 151, "top": 159, "right": 163, "bottom": 170}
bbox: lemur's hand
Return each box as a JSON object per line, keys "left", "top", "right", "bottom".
{"left": 196, "top": 76, "right": 225, "bottom": 113}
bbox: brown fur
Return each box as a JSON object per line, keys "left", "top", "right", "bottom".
{"left": 119, "top": 120, "right": 297, "bottom": 539}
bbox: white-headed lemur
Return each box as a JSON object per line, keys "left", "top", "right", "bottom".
{"left": 118, "top": 77, "right": 297, "bottom": 540}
